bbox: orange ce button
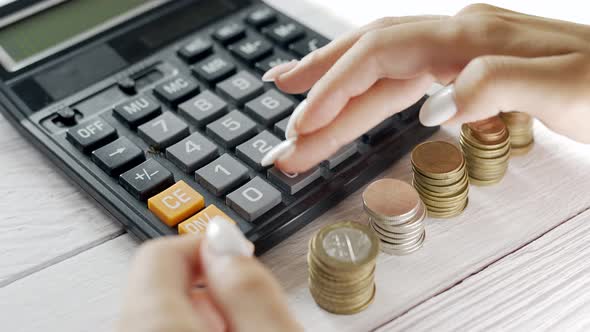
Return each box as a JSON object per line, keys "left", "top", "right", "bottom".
{"left": 148, "top": 181, "right": 205, "bottom": 227}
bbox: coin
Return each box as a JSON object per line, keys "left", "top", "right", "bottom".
{"left": 411, "top": 141, "right": 464, "bottom": 179}
{"left": 461, "top": 116, "right": 511, "bottom": 185}
{"left": 307, "top": 222, "right": 379, "bottom": 315}
{"left": 500, "top": 111, "right": 534, "bottom": 155}
{"left": 363, "top": 179, "right": 428, "bottom": 256}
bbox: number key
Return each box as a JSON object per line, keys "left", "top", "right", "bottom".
{"left": 217, "top": 71, "right": 264, "bottom": 105}
{"left": 206, "top": 110, "right": 257, "bottom": 148}
{"left": 245, "top": 89, "right": 294, "bottom": 126}
{"left": 166, "top": 132, "right": 218, "bottom": 173}
{"left": 227, "top": 177, "right": 282, "bottom": 221}
{"left": 195, "top": 154, "right": 249, "bottom": 196}
{"left": 236, "top": 131, "right": 281, "bottom": 171}
{"left": 179, "top": 90, "right": 228, "bottom": 127}
{"left": 138, "top": 112, "right": 190, "bottom": 149}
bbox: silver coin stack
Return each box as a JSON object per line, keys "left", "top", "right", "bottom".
{"left": 362, "top": 179, "right": 426, "bottom": 255}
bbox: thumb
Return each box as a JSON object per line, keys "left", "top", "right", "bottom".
{"left": 420, "top": 53, "right": 590, "bottom": 144}
{"left": 202, "top": 218, "right": 301, "bottom": 332}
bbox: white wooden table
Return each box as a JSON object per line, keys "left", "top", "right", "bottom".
{"left": 1, "top": 1, "right": 590, "bottom": 331}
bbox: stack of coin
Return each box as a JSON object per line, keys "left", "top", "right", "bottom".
{"left": 460, "top": 116, "right": 511, "bottom": 185}
{"left": 499, "top": 111, "right": 534, "bottom": 155}
{"left": 362, "top": 179, "right": 426, "bottom": 255}
{"left": 308, "top": 222, "right": 379, "bottom": 315}
{"left": 411, "top": 141, "right": 469, "bottom": 218}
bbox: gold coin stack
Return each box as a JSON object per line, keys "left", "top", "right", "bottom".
{"left": 308, "top": 222, "right": 379, "bottom": 315}
{"left": 362, "top": 179, "right": 426, "bottom": 255}
{"left": 499, "top": 111, "right": 534, "bottom": 155}
{"left": 460, "top": 116, "right": 511, "bottom": 185}
{"left": 411, "top": 141, "right": 469, "bottom": 218}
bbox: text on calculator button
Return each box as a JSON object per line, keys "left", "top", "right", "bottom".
{"left": 148, "top": 181, "right": 205, "bottom": 227}
{"left": 66, "top": 118, "right": 117, "bottom": 154}
{"left": 178, "top": 204, "right": 235, "bottom": 235}
{"left": 120, "top": 159, "right": 175, "bottom": 201}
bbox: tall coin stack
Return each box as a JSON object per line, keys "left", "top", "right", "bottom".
{"left": 411, "top": 141, "right": 469, "bottom": 218}
{"left": 363, "top": 179, "right": 426, "bottom": 255}
{"left": 460, "top": 116, "right": 511, "bottom": 185}
{"left": 499, "top": 111, "right": 534, "bottom": 155}
{"left": 308, "top": 222, "right": 379, "bottom": 315}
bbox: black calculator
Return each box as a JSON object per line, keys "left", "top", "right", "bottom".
{"left": 0, "top": 0, "right": 437, "bottom": 253}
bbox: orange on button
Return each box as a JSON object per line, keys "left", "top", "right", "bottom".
{"left": 178, "top": 205, "right": 235, "bottom": 235}
{"left": 148, "top": 180, "right": 205, "bottom": 227}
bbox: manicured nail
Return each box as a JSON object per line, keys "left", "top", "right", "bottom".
{"left": 285, "top": 99, "right": 307, "bottom": 139}
{"left": 419, "top": 84, "right": 458, "bottom": 127}
{"left": 261, "top": 60, "right": 299, "bottom": 82}
{"left": 261, "top": 139, "right": 297, "bottom": 167}
{"left": 205, "top": 216, "right": 253, "bottom": 257}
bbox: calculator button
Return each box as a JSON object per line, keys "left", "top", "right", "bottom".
{"left": 322, "top": 143, "right": 358, "bottom": 169}
{"left": 66, "top": 118, "right": 117, "bottom": 154}
{"left": 138, "top": 112, "right": 190, "bottom": 149}
{"left": 113, "top": 95, "right": 161, "bottom": 129}
{"left": 236, "top": 130, "right": 282, "bottom": 171}
{"left": 178, "top": 204, "right": 236, "bottom": 235}
{"left": 206, "top": 110, "right": 257, "bottom": 148}
{"left": 148, "top": 181, "right": 205, "bottom": 227}
{"left": 245, "top": 7, "right": 277, "bottom": 28}
{"left": 178, "top": 37, "right": 213, "bottom": 63}
{"left": 193, "top": 55, "right": 237, "bottom": 84}
{"left": 289, "top": 35, "right": 329, "bottom": 57}
{"left": 91, "top": 137, "right": 145, "bottom": 176}
{"left": 195, "top": 154, "right": 249, "bottom": 196}
{"left": 120, "top": 159, "right": 175, "bottom": 201}
{"left": 229, "top": 37, "right": 273, "bottom": 63}
{"left": 179, "top": 90, "right": 228, "bottom": 127}
{"left": 153, "top": 75, "right": 200, "bottom": 106}
{"left": 166, "top": 132, "right": 218, "bottom": 173}
{"left": 267, "top": 167, "right": 321, "bottom": 195}
{"left": 227, "top": 177, "right": 282, "bottom": 221}
{"left": 245, "top": 89, "right": 294, "bottom": 126}
{"left": 263, "top": 22, "right": 305, "bottom": 46}
{"left": 213, "top": 23, "right": 246, "bottom": 45}
{"left": 216, "top": 71, "right": 264, "bottom": 105}
{"left": 274, "top": 116, "right": 290, "bottom": 138}
{"left": 254, "top": 51, "right": 296, "bottom": 73}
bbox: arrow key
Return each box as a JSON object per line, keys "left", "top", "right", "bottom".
{"left": 92, "top": 137, "right": 145, "bottom": 176}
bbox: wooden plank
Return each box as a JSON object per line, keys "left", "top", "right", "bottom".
{"left": 0, "top": 235, "right": 136, "bottom": 332}
{"left": 379, "top": 208, "right": 590, "bottom": 332}
{"left": 0, "top": 115, "right": 123, "bottom": 286}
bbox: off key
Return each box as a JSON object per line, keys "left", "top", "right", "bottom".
{"left": 148, "top": 181, "right": 205, "bottom": 227}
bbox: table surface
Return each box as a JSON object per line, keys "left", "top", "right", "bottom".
{"left": 1, "top": 1, "right": 590, "bottom": 331}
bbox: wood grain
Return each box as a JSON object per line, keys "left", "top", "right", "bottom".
{"left": 0, "top": 115, "right": 124, "bottom": 287}
{"left": 380, "top": 208, "right": 590, "bottom": 332}
{"left": 0, "top": 235, "right": 136, "bottom": 332}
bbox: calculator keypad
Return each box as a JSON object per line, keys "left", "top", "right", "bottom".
{"left": 57, "top": 5, "right": 430, "bottom": 246}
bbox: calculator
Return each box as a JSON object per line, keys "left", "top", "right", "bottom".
{"left": 0, "top": 0, "right": 438, "bottom": 253}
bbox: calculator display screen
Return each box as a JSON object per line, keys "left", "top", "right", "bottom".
{"left": 0, "top": 0, "right": 171, "bottom": 71}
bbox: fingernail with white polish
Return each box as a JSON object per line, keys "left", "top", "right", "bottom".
{"left": 285, "top": 99, "right": 307, "bottom": 139}
{"left": 261, "top": 60, "right": 299, "bottom": 82}
{"left": 419, "top": 84, "right": 458, "bottom": 127}
{"left": 206, "top": 216, "right": 254, "bottom": 257}
{"left": 261, "top": 139, "right": 297, "bottom": 167}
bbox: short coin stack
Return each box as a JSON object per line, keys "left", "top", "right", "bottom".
{"left": 411, "top": 141, "right": 469, "bottom": 218}
{"left": 308, "top": 222, "right": 379, "bottom": 315}
{"left": 460, "top": 116, "right": 511, "bottom": 185}
{"left": 363, "top": 179, "right": 426, "bottom": 255}
{"left": 499, "top": 111, "right": 534, "bottom": 155}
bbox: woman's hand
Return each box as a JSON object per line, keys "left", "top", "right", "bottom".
{"left": 118, "top": 219, "right": 301, "bottom": 332}
{"left": 263, "top": 4, "right": 590, "bottom": 173}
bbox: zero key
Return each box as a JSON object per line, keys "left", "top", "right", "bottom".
{"left": 66, "top": 118, "right": 117, "bottom": 154}
{"left": 148, "top": 181, "right": 205, "bottom": 227}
